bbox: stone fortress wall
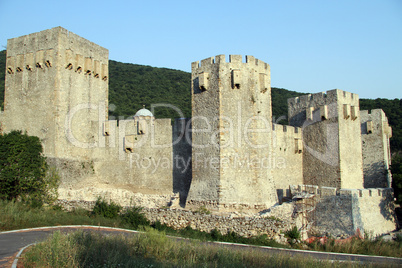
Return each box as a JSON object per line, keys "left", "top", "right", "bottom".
{"left": 290, "top": 185, "right": 396, "bottom": 237}
{"left": 0, "top": 27, "right": 397, "bottom": 238}
{"left": 3, "top": 27, "right": 109, "bottom": 160}
{"left": 271, "top": 124, "right": 303, "bottom": 202}
{"left": 287, "top": 90, "right": 364, "bottom": 189}
{"left": 360, "top": 109, "right": 393, "bottom": 188}
{"left": 2, "top": 27, "right": 176, "bottom": 203}
{"left": 188, "top": 55, "right": 277, "bottom": 212}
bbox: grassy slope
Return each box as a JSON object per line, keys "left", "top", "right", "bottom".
{"left": 21, "top": 229, "right": 369, "bottom": 268}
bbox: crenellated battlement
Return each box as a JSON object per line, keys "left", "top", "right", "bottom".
{"left": 290, "top": 184, "right": 394, "bottom": 198}
{"left": 287, "top": 89, "right": 361, "bottom": 127}
{"left": 360, "top": 109, "right": 386, "bottom": 119}
{"left": 192, "top": 54, "right": 270, "bottom": 94}
{"left": 192, "top": 54, "right": 269, "bottom": 72}
{"left": 6, "top": 27, "right": 109, "bottom": 81}
{"left": 272, "top": 123, "right": 301, "bottom": 134}
{"left": 288, "top": 89, "right": 358, "bottom": 108}
{"left": 360, "top": 109, "right": 392, "bottom": 137}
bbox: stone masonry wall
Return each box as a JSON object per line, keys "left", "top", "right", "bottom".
{"left": 292, "top": 185, "right": 397, "bottom": 237}
{"left": 4, "top": 27, "right": 109, "bottom": 160}
{"left": 172, "top": 118, "right": 192, "bottom": 206}
{"left": 336, "top": 91, "right": 364, "bottom": 189}
{"left": 3, "top": 27, "right": 175, "bottom": 201}
{"left": 360, "top": 109, "right": 392, "bottom": 188}
{"left": 188, "top": 55, "right": 277, "bottom": 211}
{"left": 272, "top": 124, "right": 303, "bottom": 202}
{"left": 57, "top": 199, "right": 295, "bottom": 242}
{"left": 288, "top": 90, "right": 363, "bottom": 189}
{"left": 56, "top": 117, "right": 174, "bottom": 201}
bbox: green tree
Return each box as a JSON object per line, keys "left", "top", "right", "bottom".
{"left": 391, "top": 155, "right": 402, "bottom": 205}
{"left": 0, "top": 130, "right": 58, "bottom": 205}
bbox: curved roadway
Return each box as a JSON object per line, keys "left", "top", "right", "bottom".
{"left": 1, "top": 226, "right": 401, "bottom": 267}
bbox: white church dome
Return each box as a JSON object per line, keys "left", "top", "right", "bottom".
{"left": 133, "top": 106, "right": 154, "bottom": 118}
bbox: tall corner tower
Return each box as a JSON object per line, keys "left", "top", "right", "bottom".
{"left": 288, "top": 89, "right": 364, "bottom": 189}
{"left": 187, "top": 55, "right": 278, "bottom": 211}
{"left": 3, "top": 27, "right": 109, "bottom": 159}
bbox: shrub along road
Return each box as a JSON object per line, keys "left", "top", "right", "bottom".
{"left": 1, "top": 226, "right": 402, "bottom": 267}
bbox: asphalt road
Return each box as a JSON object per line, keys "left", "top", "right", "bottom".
{"left": 1, "top": 226, "right": 401, "bottom": 267}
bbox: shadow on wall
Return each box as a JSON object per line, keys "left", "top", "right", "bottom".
{"left": 314, "top": 195, "right": 355, "bottom": 237}
{"left": 379, "top": 196, "right": 397, "bottom": 223}
{"left": 363, "top": 161, "right": 389, "bottom": 188}
{"left": 172, "top": 118, "right": 192, "bottom": 207}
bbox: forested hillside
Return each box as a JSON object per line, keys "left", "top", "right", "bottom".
{"left": 0, "top": 50, "right": 401, "bottom": 202}
{"left": 0, "top": 50, "right": 400, "bottom": 152}
{"left": 109, "top": 60, "right": 191, "bottom": 119}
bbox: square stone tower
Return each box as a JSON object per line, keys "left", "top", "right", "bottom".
{"left": 288, "top": 89, "right": 364, "bottom": 189}
{"left": 3, "top": 27, "right": 109, "bottom": 159}
{"left": 187, "top": 55, "right": 278, "bottom": 211}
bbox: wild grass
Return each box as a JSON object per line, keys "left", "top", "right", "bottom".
{"left": 21, "top": 228, "right": 367, "bottom": 268}
{"left": 1, "top": 199, "right": 401, "bottom": 260}
{"left": 0, "top": 199, "right": 122, "bottom": 231}
{"left": 307, "top": 236, "right": 402, "bottom": 258}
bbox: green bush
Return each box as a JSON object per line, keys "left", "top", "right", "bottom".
{"left": 0, "top": 130, "right": 58, "bottom": 206}
{"left": 285, "top": 226, "right": 301, "bottom": 242}
{"left": 194, "top": 205, "right": 211, "bottom": 214}
{"left": 91, "top": 197, "right": 121, "bottom": 219}
{"left": 120, "top": 205, "right": 150, "bottom": 229}
{"left": 391, "top": 155, "right": 402, "bottom": 205}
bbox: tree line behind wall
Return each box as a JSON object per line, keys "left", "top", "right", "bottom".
{"left": 0, "top": 50, "right": 401, "bottom": 202}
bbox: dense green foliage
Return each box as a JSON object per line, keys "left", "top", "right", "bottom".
{"left": 120, "top": 205, "right": 150, "bottom": 229}
{"left": 109, "top": 60, "right": 191, "bottom": 119}
{"left": 0, "top": 130, "right": 57, "bottom": 205}
{"left": 285, "top": 226, "right": 301, "bottom": 241}
{"left": 360, "top": 98, "right": 402, "bottom": 153}
{"left": 391, "top": 155, "right": 402, "bottom": 205}
{"left": 271, "top": 87, "right": 304, "bottom": 124}
{"left": 91, "top": 197, "right": 122, "bottom": 219}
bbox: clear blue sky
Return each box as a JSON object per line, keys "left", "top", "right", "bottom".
{"left": 0, "top": 0, "right": 401, "bottom": 99}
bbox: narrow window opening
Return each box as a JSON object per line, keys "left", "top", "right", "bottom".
{"left": 85, "top": 70, "right": 91, "bottom": 75}
{"left": 7, "top": 68, "right": 14, "bottom": 74}
{"left": 366, "top": 121, "right": 373, "bottom": 134}
{"left": 125, "top": 148, "right": 133, "bottom": 153}
{"left": 36, "top": 62, "right": 42, "bottom": 68}
{"left": 235, "top": 84, "right": 240, "bottom": 89}
{"left": 26, "top": 65, "right": 32, "bottom": 71}
{"left": 66, "top": 63, "right": 73, "bottom": 70}
{"left": 45, "top": 60, "right": 52, "bottom": 67}
{"left": 16, "top": 67, "right": 22, "bottom": 72}
{"left": 76, "top": 66, "right": 82, "bottom": 73}
{"left": 102, "top": 76, "right": 108, "bottom": 81}
{"left": 94, "top": 73, "right": 99, "bottom": 78}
